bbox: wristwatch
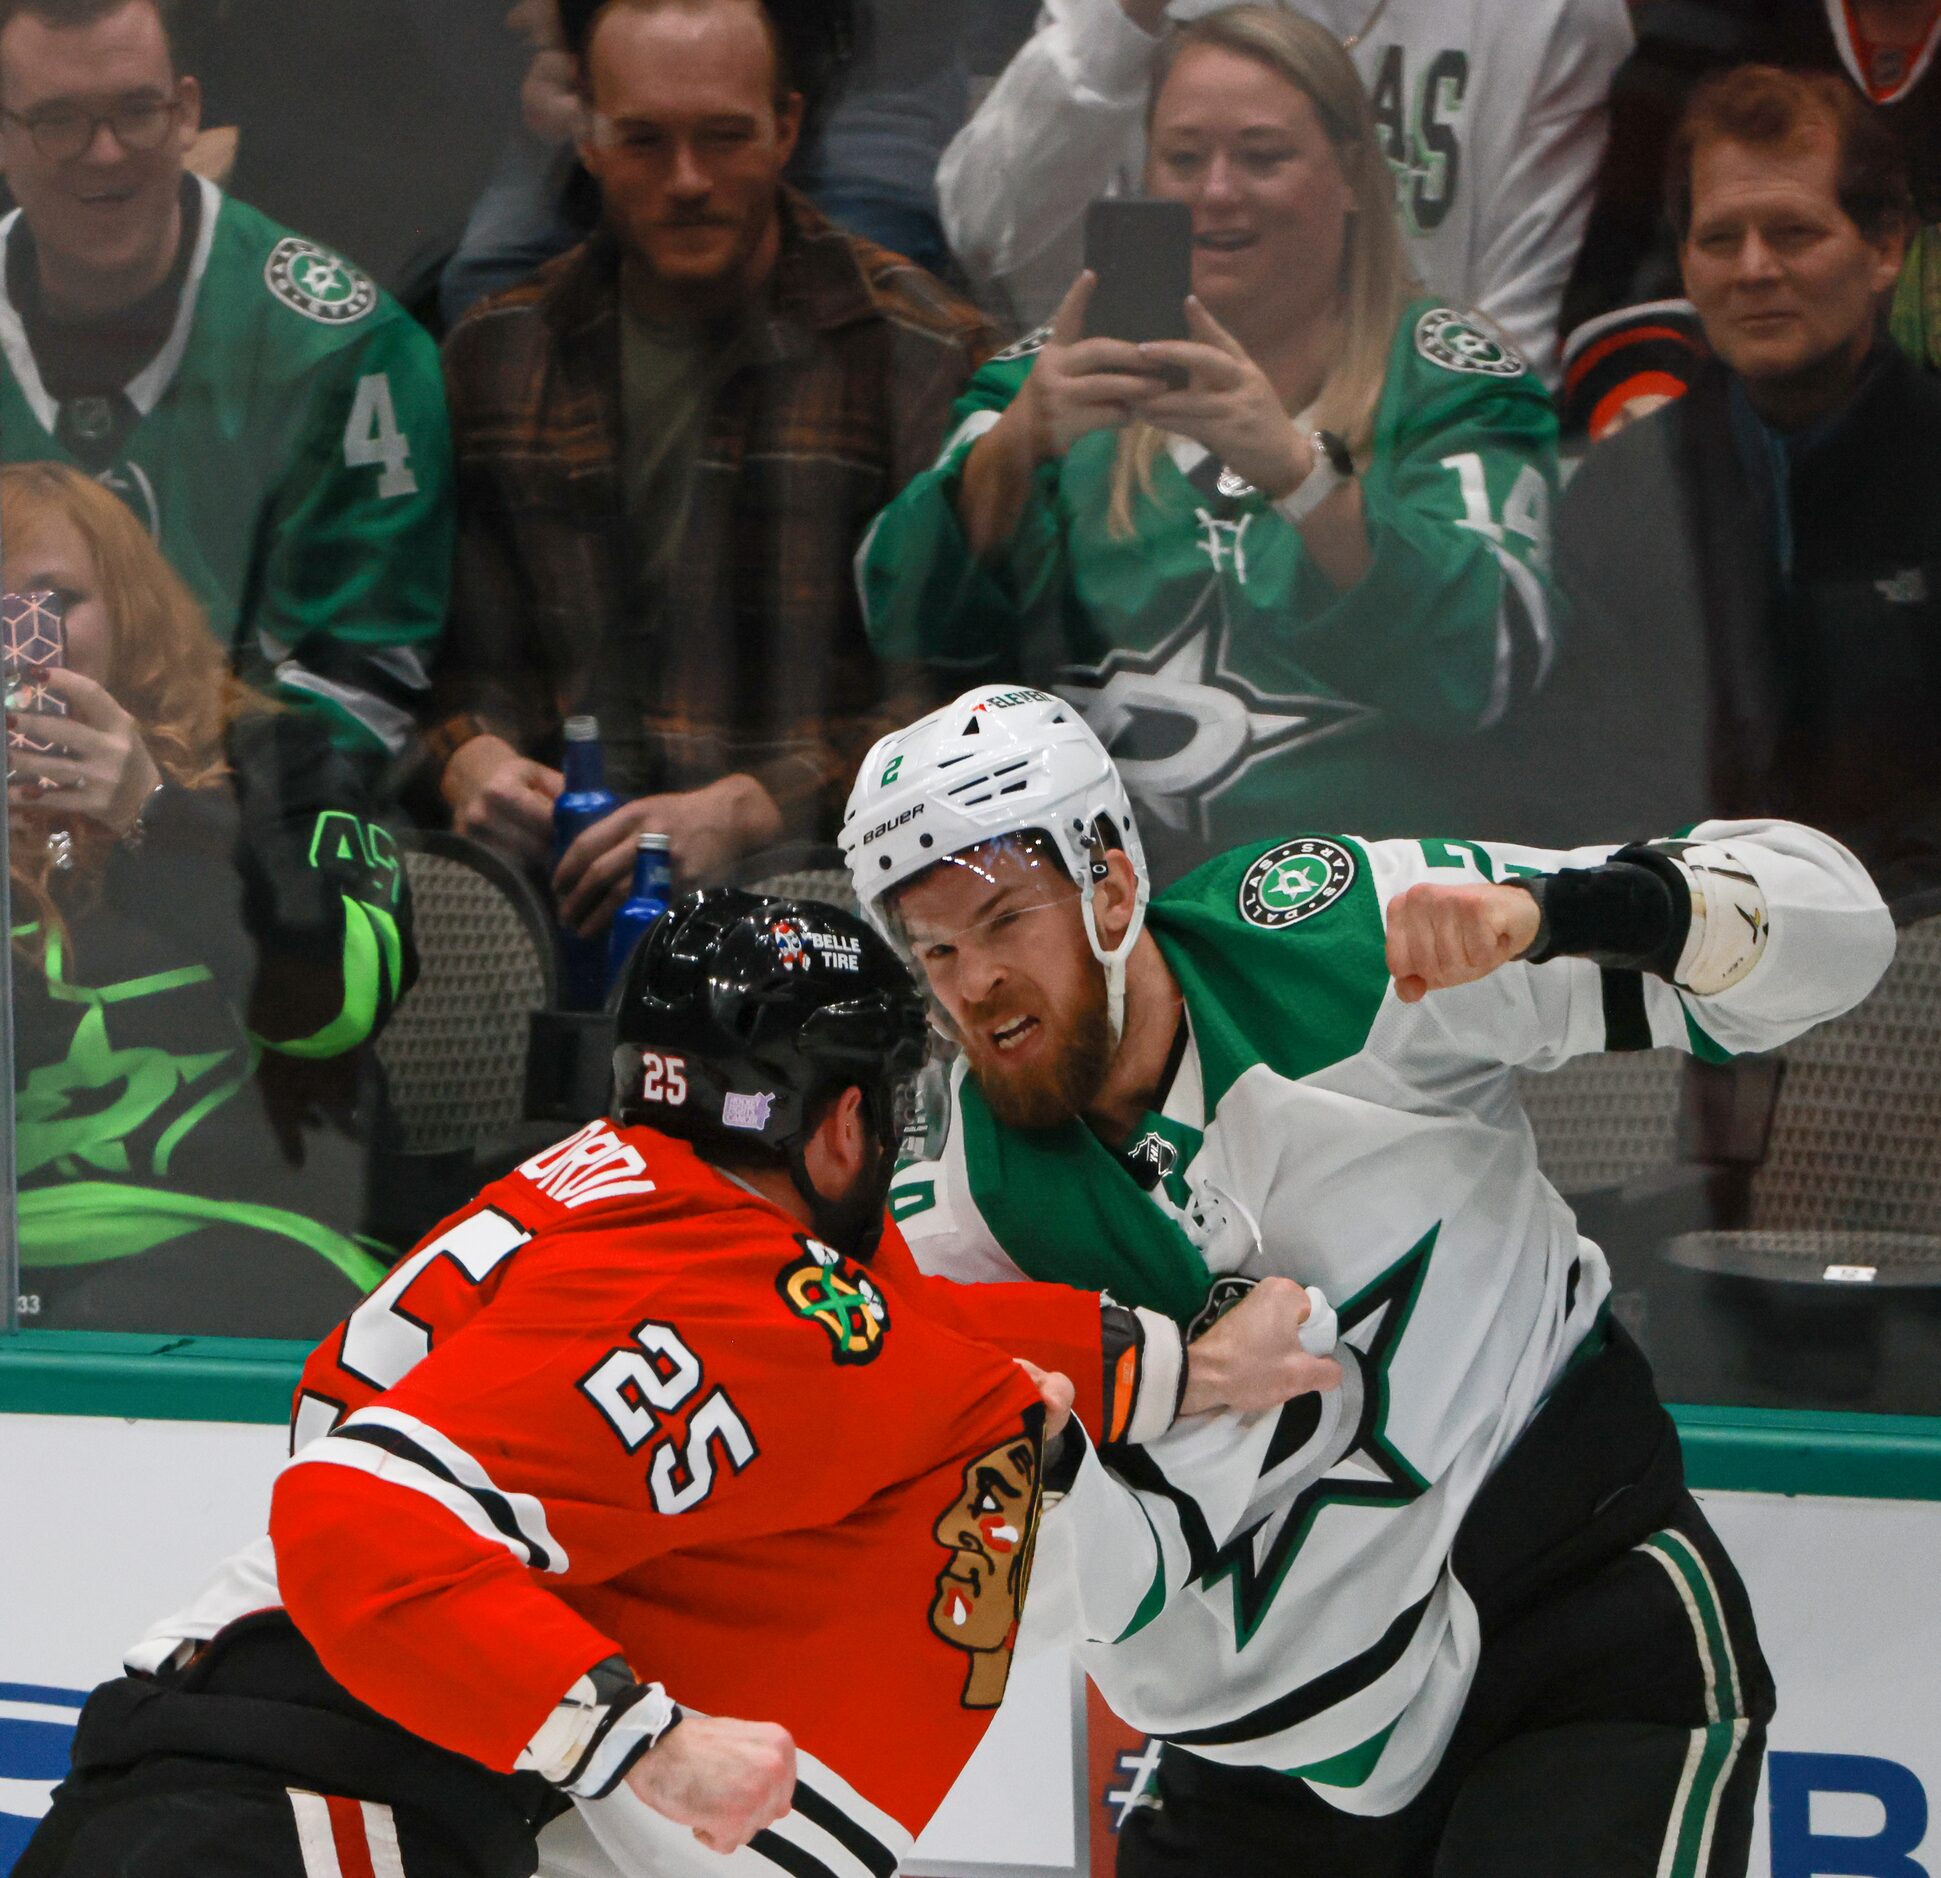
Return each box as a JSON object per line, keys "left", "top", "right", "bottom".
{"left": 1271, "top": 428, "right": 1356, "bottom": 527}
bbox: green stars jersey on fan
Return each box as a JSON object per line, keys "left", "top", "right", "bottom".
{"left": 0, "top": 177, "right": 453, "bottom": 757}
{"left": 858, "top": 298, "right": 1559, "bottom": 878}
{"left": 890, "top": 820, "right": 1892, "bottom": 1815}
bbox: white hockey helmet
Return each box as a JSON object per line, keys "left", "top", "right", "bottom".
{"left": 841, "top": 686, "right": 1150, "bottom": 1035}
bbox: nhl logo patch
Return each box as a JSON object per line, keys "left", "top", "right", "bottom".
{"left": 778, "top": 1236, "right": 889, "bottom": 1365}
{"left": 1414, "top": 307, "right": 1524, "bottom": 379}
{"left": 1238, "top": 838, "right": 1356, "bottom": 930}
{"left": 265, "top": 238, "right": 378, "bottom": 325}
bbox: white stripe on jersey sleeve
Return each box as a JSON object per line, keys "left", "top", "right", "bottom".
{"left": 285, "top": 1405, "right": 570, "bottom": 1574}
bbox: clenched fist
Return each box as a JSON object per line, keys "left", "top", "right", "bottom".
{"left": 625, "top": 1713, "right": 796, "bottom": 1854}
{"left": 1180, "top": 1275, "right": 1342, "bottom": 1418}
{"left": 1385, "top": 882, "right": 1542, "bottom": 1004}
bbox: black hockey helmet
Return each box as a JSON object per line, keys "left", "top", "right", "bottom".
{"left": 611, "top": 888, "right": 928, "bottom": 1163}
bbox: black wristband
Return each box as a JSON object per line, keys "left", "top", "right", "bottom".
{"left": 1517, "top": 845, "right": 1691, "bottom": 980}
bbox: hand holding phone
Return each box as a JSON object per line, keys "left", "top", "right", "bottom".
{"left": 4, "top": 589, "right": 69, "bottom": 764}
{"left": 1082, "top": 198, "right": 1194, "bottom": 348}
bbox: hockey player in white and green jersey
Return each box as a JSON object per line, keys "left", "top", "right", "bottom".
{"left": 841, "top": 686, "right": 1896, "bottom": 1878}
{"left": 0, "top": 170, "right": 451, "bottom": 761}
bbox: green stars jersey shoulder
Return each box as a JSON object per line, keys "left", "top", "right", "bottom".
{"left": 892, "top": 820, "right": 1890, "bottom": 1814}
{"left": 857, "top": 300, "right": 1561, "bottom": 869}
{"left": 0, "top": 178, "right": 453, "bottom": 758}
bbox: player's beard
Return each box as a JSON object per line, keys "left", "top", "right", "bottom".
{"left": 962, "top": 962, "right": 1114, "bottom": 1132}
{"left": 808, "top": 1127, "right": 894, "bottom": 1265}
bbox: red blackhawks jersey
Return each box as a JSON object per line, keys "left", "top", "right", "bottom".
{"left": 132, "top": 1118, "right": 1116, "bottom": 1874}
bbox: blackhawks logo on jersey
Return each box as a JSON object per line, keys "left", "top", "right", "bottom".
{"left": 930, "top": 1427, "right": 1042, "bottom": 1708}
{"left": 264, "top": 237, "right": 378, "bottom": 326}
{"left": 777, "top": 1236, "right": 889, "bottom": 1365}
{"left": 1238, "top": 839, "right": 1356, "bottom": 929}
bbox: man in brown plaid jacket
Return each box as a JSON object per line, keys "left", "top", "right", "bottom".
{"left": 431, "top": 0, "right": 995, "bottom": 935}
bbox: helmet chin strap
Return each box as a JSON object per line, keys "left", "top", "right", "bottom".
{"left": 1079, "top": 871, "right": 1143, "bottom": 1050}
{"left": 786, "top": 1123, "right": 891, "bottom": 1265}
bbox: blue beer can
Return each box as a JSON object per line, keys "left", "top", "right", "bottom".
{"left": 606, "top": 832, "right": 674, "bottom": 993}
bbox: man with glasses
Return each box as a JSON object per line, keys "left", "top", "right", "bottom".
{"left": 0, "top": 0, "right": 452, "bottom": 769}
{"left": 429, "top": 0, "right": 992, "bottom": 932}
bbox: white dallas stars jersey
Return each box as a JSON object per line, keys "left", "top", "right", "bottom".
{"left": 891, "top": 821, "right": 1890, "bottom": 1814}
{"left": 937, "top": 0, "right": 1633, "bottom": 383}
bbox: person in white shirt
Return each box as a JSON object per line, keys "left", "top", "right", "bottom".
{"left": 938, "top": 0, "right": 1633, "bottom": 385}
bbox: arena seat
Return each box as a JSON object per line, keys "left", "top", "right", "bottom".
{"left": 376, "top": 830, "right": 557, "bottom": 1156}
{"left": 734, "top": 842, "right": 860, "bottom": 918}
{"left": 1514, "top": 1050, "right": 1686, "bottom": 1198}
{"left": 1665, "top": 909, "right": 1941, "bottom": 1286}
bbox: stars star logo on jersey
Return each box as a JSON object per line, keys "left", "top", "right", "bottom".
{"left": 1201, "top": 1227, "right": 1437, "bottom": 1652}
{"left": 777, "top": 1236, "right": 889, "bottom": 1365}
{"left": 1238, "top": 840, "right": 1357, "bottom": 930}
{"left": 1061, "top": 594, "right": 1368, "bottom": 838}
{"left": 265, "top": 238, "right": 378, "bottom": 325}
{"left": 1414, "top": 306, "right": 1524, "bottom": 379}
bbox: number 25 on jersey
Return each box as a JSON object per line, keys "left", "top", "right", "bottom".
{"left": 581, "top": 1321, "right": 758, "bottom": 1515}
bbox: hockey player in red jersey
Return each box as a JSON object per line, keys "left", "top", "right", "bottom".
{"left": 19, "top": 890, "right": 1328, "bottom": 1878}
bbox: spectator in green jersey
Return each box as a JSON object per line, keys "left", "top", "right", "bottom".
{"left": 0, "top": 0, "right": 453, "bottom": 774}
{"left": 859, "top": 6, "right": 1562, "bottom": 883}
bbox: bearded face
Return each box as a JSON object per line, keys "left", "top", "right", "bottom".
{"left": 892, "top": 838, "right": 1116, "bottom": 1132}
{"left": 956, "top": 948, "right": 1113, "bottom": 1131}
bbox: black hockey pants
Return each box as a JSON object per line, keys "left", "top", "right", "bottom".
{"left": 1118, "top": 1325, "right": 1773, "bottom": 1878}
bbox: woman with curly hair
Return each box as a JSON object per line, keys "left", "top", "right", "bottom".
{"left": 4, "top": 462, "right": 415, "bottom": 1335}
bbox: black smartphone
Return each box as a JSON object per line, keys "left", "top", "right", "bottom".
{"left": 3, "top": 589, "right": 68, "bottom": 763}
{"left": 1082, "top": 197, "right": 1193, "bottom": 348}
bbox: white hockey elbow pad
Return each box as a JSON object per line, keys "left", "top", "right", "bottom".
{"left": 1657, "top": 842, "right": 1770, "bottom": 995}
